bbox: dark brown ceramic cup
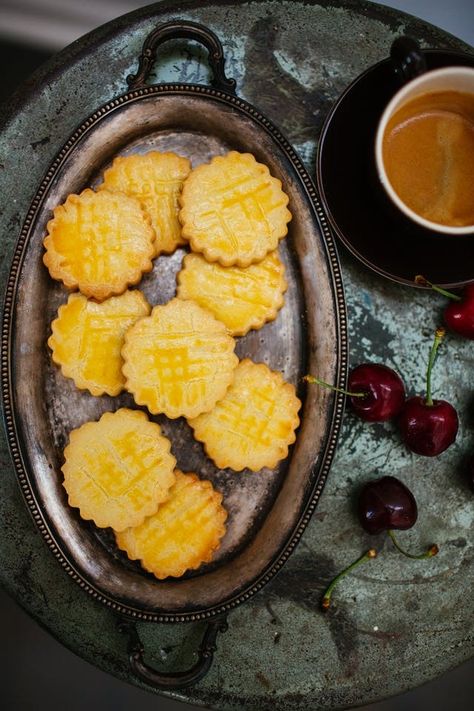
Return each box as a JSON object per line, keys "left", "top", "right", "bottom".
{"left": 316, "top": 36, "right": 474, "bottom": 287}
{"left": 375, "top": 38, "right": 474, "bottom": 235}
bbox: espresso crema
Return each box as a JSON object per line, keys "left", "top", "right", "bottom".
{"left": 382, "top": 90, "right": 474, "bottom": 227}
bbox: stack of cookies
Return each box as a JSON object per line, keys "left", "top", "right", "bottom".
{"left": 43, "top": 149, "right": 301, "bottom": 579}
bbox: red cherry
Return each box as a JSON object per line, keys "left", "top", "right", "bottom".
{"left": 444, "top": 284, "right": 474, "bottom": 340}
{"left": 348, "top": 364, "right": 405, "bottom": 422}
{"left": 415, "top": 276, "right": 474, "bottom": 340}
{"left": 358, "top": 476, "right": 417, "bottom": 534}
{"left": 304, "top": 363, "right": 405, "bottom": 423}
{"left": 321, "top": 476, "right": 438, "bottom": 610}
{"left": 398, "top": 327, "right": 458, "bottom": 456}
{"left": 399, "top": 396, "right": 458, "bottom": 456}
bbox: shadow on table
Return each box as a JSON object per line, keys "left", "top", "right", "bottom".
{"left": 1, "top": 585, "right": 474, "bottom": 711}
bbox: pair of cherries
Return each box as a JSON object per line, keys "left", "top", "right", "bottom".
{"left": 305, "top": 330, "right": 451, "bottom": 607}
{"left": 306, "top": 360, "right": 443, "bottom": 607}
{"left": 313, "top": 278, "right": 473, "bottom": 608}
{"left": 321, "top": 476, "right": 438, "bottom": 610}
{"left": 306, "top": 327, "right": 458, "bottom": 456}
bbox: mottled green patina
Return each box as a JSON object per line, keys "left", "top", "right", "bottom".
{"left": 0, "top": 1, "right": 473, "bottom": 709}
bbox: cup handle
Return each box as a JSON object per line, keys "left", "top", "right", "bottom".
{"left": 390, "top": 36, "right": 427, "bottom": 84}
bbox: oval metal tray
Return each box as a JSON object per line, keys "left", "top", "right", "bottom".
{"left": 2, "top": 22, "right": 347, "bottom": 624}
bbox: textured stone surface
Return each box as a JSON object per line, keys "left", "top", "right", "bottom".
{"left": 0, "top": 1, "right": 473, "bottom": 709}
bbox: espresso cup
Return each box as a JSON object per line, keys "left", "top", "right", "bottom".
{"left": 375, "top": 38, "right": 474, "bottom": 235}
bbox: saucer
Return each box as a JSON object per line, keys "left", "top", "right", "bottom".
{"left": 317, "top": 49, "right": 474, "bottom": 289}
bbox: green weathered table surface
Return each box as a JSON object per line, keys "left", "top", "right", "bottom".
{"left": 1, "top": 1, "right": 473, "bottom": 709}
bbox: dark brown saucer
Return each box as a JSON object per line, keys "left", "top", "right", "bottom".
{"left": 317, "top": 49, "right": 474, "bottom": 289}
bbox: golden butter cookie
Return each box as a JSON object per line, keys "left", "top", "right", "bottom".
{"left": 179, "top": 151, "right": 292, "bottom": 267}
{"left": 189, "top": 359, "right": 301, "bottom": 472}
{"left": 62, "top": 408, "right": 176, "bottom": 532}
{"left": 115, "top": 469, "right": 227, "bottom": 579}
{"left": 99, "top": 151, "right": 191, "bottom": 257}
{"left": 43, "top": 188, "right": 155, "bottom": 300}
{"left": 177, "top": 250, "right": 287, "bottom": 336}
{"left": 122, "top": 298, "right": 238, "bottom": 419}
{"left": 48, "top": 290, "right": 150, "bottom": 397}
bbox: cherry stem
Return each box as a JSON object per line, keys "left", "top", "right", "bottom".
{"left": 388, "top": 530, "right": 439, "bottom": 560}
{"left": 321, "top": 548, "right": 377, "bottom": 611}
{"left": 426, "top": 327, "right": 445, "bottom": 407}
{"left": 304, "top": 374, "right": 365, "bottom": 398}
{"left": 415, "top": 275, "right": 461, "bottom": 302}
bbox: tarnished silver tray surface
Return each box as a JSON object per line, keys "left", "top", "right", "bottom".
{"left": 2, "top": 22, "right": 347, "bottom": 624}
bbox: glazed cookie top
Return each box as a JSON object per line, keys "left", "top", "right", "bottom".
{"left": 122, "top": 298, "right": 238, "bottom": 419}
{"left": 189, "top": 358, "right": 301, "bottom": 472}
{"left": 179, "top": 151, "right": 292, "bottom": 267}
{"left": 100, "top": 151, "right": 191, "bottom": 257}
{"left": 115, "top": 470, "right": 227, "bottom": 579}
{"left": 48, "top": 290, "right": 150, "bottom": 397}
{"left": 177, "top": 250, "right": 287, "bottom": 336}
{"left": 43, "top": 188, "right": 155, "bottom": 300}
{"left": 62, "top": 408, "right": 176, "bottom": 532}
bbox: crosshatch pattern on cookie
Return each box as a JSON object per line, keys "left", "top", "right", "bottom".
{"left": 179, "top": 151, "right": 292, "bottom": 267}
{"left": 122, "top": 298, "right": 238, "bottom": 419}
{"left": 115, "top": 469, "right": 227, "bottom": 579}
{"left": 189, "top": 359, "right": 301, "bottom": 472}
{"left": 62, "top": 408, "right": 176, "bottom": 532}
{"left": 43, "top": 188, "right": 155, "bottom": 300}
{"left": 100, "top": 151, "right": 191, "bottom": 257}
{"left": 177, "top": 250, "right": 287, "bottom": 336}
{"left": 48, "top": 290, "right": 150, "bottom": 396}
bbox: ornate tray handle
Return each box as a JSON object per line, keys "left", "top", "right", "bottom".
{"left": 127, "top": 19, "right": 237, "bottom": 93}
{"left": 119, "top": 616, "right": 229, "bottom": 690}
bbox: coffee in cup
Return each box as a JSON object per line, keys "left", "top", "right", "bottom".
{"left": 375, "top": 65, "right": 474, "bottom": 235}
